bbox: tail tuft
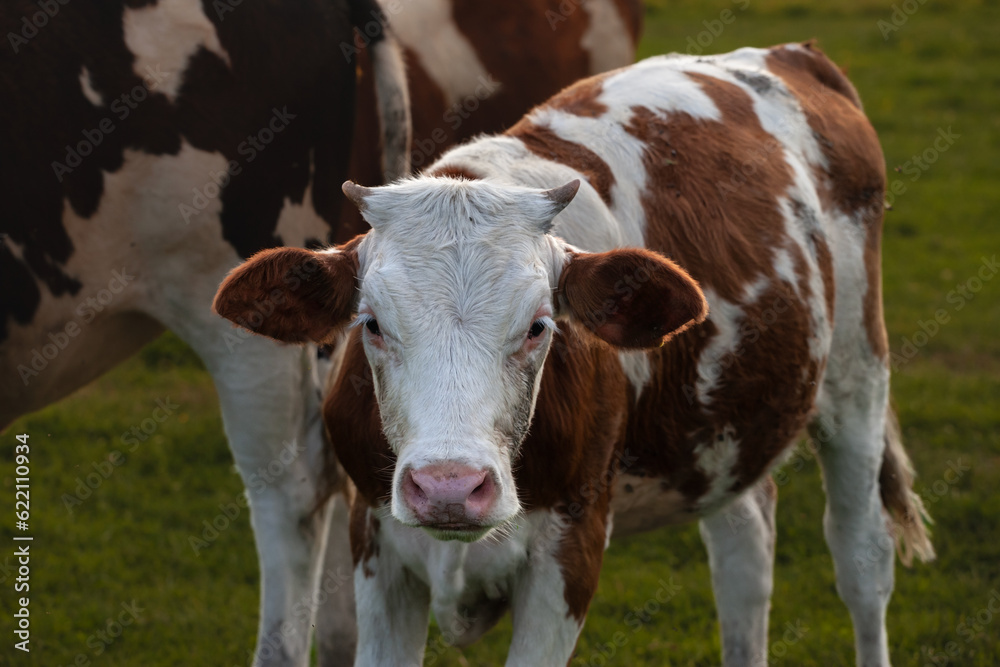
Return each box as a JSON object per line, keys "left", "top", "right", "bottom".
{"left": 879, "top": 407, "right": 935, "bottom": 566}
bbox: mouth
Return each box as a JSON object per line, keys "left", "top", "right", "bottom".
{"left": 421, "top": 523, "right": 493, "bottom": 543}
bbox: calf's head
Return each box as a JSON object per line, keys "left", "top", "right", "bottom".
{"left": 213, "top": 177, "right": 706, "bottom": 541}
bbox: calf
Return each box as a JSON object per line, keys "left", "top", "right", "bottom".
{"left": 215, "top": 42, "right": 934, "bottom": 666}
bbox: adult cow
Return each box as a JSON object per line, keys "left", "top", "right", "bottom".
{"left": 0, "top": 0, "right": 643, "bottom": 664}
{"left": 0, "top": 1, "right": 409, "bottom": 665}
{"left": 215, "top": 43, "right": 934, "bottom": 666}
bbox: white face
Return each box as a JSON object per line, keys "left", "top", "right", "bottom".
{"left": 349, "top": 179, "right": 575, "bottom": 542}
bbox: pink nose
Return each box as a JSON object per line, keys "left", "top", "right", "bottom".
{"left": 402, "top": 464, "right": 497, "bottom": 526}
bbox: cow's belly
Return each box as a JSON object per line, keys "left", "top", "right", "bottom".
{"left": 0, "top": 311, "right": 163, "bottom": 427}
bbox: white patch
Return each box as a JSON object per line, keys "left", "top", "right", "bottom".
{"left": 776, "top": 166, "right": 837, "bottom": 362}
{"left": 694, "top": 425, "right": 741, "bottom": 511}
{"left": 78, "top": 66, "right": 103, "bottom": 106}
{"left": 581, "top": 0, "right": 634, "bottom": 75}
{"left": 274, "top": 152, "right": 330, "bottom": 249}
{"left": 617, "top": 350, "right": 651, "bottom": 398}
{"left": 673, "top": 48, "right": 828, "bottom": 170}
{"left": 389, "top": 0, "right": 494, "bottom": 106}
{"left": 122, "top": 0, "right": 231, "bottom": 102}
{"left": 599, "top": 57, "right": 724, "bottom": 122}
{"left": 695, "top": 278, "right": 768, "bottom": 404}
{"left": 813, "top": 206, "right": 875, "bottom": 412}
{"left": 772, "top": 246, "right": 800, "bottom": 296}
{"left": 528, "top": 108, "right": 652, "bottom": 249}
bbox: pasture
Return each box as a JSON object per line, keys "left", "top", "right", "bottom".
{"left": 3, "top": 0, "right": 998, "bottom": 664}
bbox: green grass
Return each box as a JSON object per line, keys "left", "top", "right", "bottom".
{"left": 3, "top": 1, "right": 1000, "bottom": 664}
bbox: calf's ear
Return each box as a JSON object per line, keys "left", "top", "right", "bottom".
{"left": 212, "top": 242, "right": 360, "bottom": 345}
{"left": 558, "top": 248, "right": 707, "bottom": 349}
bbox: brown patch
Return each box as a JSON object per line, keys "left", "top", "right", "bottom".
{"left": 426, "top": 164, "right": 483, "bottom": 180}
{"left": 523, "top": 323, "right": 628, "bottom": 620}
{"left": 546, "top": 75, "right": 609, "bottom": 118}
{"left": 627, "top": 75, "right": 794, "bottom": 303}
{"left": 349, "top": 501, "right": 381, "bottom": 577}
{"left": 212, "top": 236, "right": 363, "bottom": 345}
{"left": 766, "top": 44, "right": 888, "bottom": 361}
{"left": 814, "top": 233, "right": 836, "bottom": 324}
{"left": 508, "top": 122, "right": 616, "bottom": 206}
{"left": 517, "top": 322, "right": 628, "bottom": 511}
{"left": 715, "top": 280, "right": 820, "bottom": 486}
{"left": 324, "top": 328, "right": 395, "bottom": 507}
{"left": 450, "top": 1, "right": 591, "bottom": 126}
{"left": 612, "top": 71, "right": 826, "bottom": 503}
{"left": 554, "top": 503, "right": 609, "bottom": 622}
{"left": 558, "top": 248, "right": 708, "bottom": 348}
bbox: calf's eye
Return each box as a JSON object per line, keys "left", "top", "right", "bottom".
{"left": 365, "top": 318, "right": 381, "bottom": 337}
{"left": 527, "top": 320, "right": 546, "bottom": 340}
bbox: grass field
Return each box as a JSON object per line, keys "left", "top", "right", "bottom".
{"left": 3, "top": 1, "right": 999, "bottom": 665}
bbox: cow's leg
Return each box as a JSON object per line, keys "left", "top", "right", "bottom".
{"left": 315, "top": 490, "right": 358, "bottom": 667}
{"left": 352, "top": 506, "right": 431, "bottom": 667}
{"left": 160, "top": 298, "right": 333, "bottom": 666}
{"left": 812, "top": 370, "right": 895, "bottom": 667}
{"left": 214, "top": 338, "right": 332, "bottom": 667}
{"left": 699, "top": 476, "right": 777, "bottom": 666}
{"left": 506, "top": 510, "right": 604, "bottom": 666}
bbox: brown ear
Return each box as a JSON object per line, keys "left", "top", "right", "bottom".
{"left": 558, "top": 248, "right": 707, "bottom": 349}
{"left": 212, "top": 241, "right": 360, "bottom": 345}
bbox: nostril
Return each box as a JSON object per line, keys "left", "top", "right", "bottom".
{"left": 465, "top": 474, "right": 495, "bottom": 510}
{"left": 405, "top": 470, "right": 428, "bottom": 503}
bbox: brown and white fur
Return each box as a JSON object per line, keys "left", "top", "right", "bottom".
{"left": 214, "top": 42, "right": 933, "bottom": 666}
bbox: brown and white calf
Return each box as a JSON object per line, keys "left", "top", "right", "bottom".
{"left": 214, "top": 42, "right": 934, "bottom": 666}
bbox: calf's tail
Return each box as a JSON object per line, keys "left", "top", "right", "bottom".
{"left": 879, "top": 405, "right": 935, "bottom": 566}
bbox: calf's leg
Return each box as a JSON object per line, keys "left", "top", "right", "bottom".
{"left": 507, "top": 509, "right": 607, "bottom": 666}
{"left": 813, "top": 369, "right": 895, "bottom": 667}
{"left": 352, "top": 505, "right": 431, "bottom": 667}
{"left": 699, "top": 476, "right": 777, "bottom": 666}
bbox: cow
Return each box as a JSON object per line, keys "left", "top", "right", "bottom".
{"left": 214, "top": 42, "right": 936, "bottom": 665}
{"left": 0, "top": 1, "right": 409, "bottom": 664}
{"left": 0, "top": 1, "right": 643, "bottom": 664}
